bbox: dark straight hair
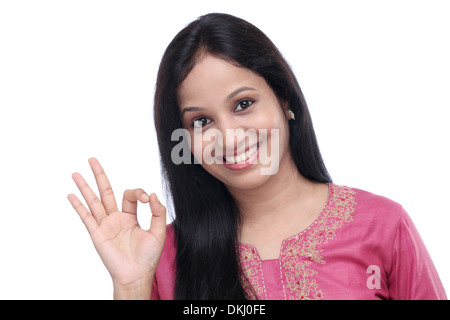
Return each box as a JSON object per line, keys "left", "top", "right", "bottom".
{"left": 153, "top": 13, "right": 331, "bottom": 299}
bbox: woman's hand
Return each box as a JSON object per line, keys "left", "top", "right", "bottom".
{"left": 67, "top": 158, "right": 166, "bottom": 299}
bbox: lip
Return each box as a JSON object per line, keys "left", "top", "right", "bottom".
{"left": 223, "top": 144, "right": 260, "bottom": 171}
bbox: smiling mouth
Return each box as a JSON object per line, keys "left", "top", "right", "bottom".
{"left": 224, "top": 143, "right": 259, "bottom": 164}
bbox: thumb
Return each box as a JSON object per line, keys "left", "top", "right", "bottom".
{"left": 148, "top": 193, "right": 167, "bottom": 240}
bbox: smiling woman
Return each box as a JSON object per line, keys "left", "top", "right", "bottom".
{"left": 68, "top": 13, "right": 447, "bottom": 300}
{"left": 152, "top": 13, "right": 334, "bottom": 299}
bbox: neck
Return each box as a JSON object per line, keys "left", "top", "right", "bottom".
{"left": 226, "top": 154, "right": 323, "bottom": 231}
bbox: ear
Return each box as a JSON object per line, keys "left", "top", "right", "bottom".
{"left": 281, "top": 100, "right": 290, "bottom": 119}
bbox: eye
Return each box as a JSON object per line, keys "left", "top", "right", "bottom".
{"left": 234, "top": 99, "right": 254, "bottom": 112}
{"left": 192, "top": 117, "right": 211, "bottom": 128}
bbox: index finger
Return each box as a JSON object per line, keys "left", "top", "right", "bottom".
{"left": 88, "top": 157, "right": 118, "bottom": 214}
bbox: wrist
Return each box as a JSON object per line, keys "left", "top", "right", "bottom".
{"left": 112, "top": 277, "right": 153, "bottom": 300}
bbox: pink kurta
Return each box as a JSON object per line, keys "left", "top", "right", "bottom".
{"left": 151, "top": 183, "right": 446, "bottom": 300}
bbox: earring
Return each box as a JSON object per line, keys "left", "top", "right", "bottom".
{"left": 288, "top": 109, "right": 295, "bottom": 120}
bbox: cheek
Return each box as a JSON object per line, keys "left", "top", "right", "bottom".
{"left": 253, "top": 99, "right": 286, "bottom": 129}
{"left": 189, "top": 131, "right": 223, "bottom": 165}
{"left": 260, "top": 110, "right": 290, "bottom": 159}
{"left": 273, "top": 119, "right": 290, "bottom": 155}
{"left": 189, "top": 135, "right": 209, "bottom": 164}
{"left": 254, "top": 106, "right": 289, "bottom": 139}
{"left": 252, "top": 109, "right": 278, "bottom": 130}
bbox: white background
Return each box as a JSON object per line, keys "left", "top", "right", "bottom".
{"left": 0, "top": 0, "right": 448, "bottom": 299}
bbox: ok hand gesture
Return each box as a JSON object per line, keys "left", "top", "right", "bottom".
{"left": 67, "top": 158, "right": 166, "bottom": 299}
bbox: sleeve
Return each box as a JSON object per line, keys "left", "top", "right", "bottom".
{"left": 150, "top": 276, "right": 160, "bottom": 300}
{"left": 387, "top": 207, "right": 447, "bottom": 300}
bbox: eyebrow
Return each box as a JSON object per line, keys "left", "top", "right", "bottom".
{"left": 225, "top": 86, "right": 256, "bottom": 102}
{"left": 181, "top": 86, "right": 256, "bottom": 117}
{"left": 181, "top": 106, "right": 206, "bottom": 117}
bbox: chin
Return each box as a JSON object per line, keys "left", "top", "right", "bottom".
{"left": 205, "top": 163, "right": 273, "bottom": 191}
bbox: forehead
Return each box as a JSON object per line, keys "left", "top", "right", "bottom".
{"left": 177, "top": 54, "right": 266, "bottom": 107}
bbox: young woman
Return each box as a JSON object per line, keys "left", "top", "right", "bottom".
{"left": 68, "top": 13, "right": 446, "bottom": 300}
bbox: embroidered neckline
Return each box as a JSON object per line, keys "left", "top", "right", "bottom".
{"left": 237, "top": 182, "right": 332, "bottom": 256}
{"left": 238, "top": 183, "right": 357, "bottom": 300}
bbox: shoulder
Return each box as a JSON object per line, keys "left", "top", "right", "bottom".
{"left": 339, "top": 184, "right": 408, "bottom": 224}
{"left": 331, "top": 184, "right": 416, "bottom": 261}
{"left": 330, "top": 183, "right": 412, "bottom": 241}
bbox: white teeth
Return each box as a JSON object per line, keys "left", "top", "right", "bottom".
{"left": 225, "top": 146, "right": 258, "bottom": 164}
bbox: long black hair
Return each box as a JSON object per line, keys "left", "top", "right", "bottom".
{"left": 153, "top": 13, "right": 331, "bottom": 299}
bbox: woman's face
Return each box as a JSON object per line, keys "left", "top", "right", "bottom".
{"left": 178, "top": 53, "right": 292, "bottom": 191}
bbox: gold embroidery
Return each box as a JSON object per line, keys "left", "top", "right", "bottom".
{"left": 238, "top": 184, "right": 357, "bottom": 300}
{"left": 238, "top": 244, "right": 267, "bottom": 300}
{"left": 280, "top": 184, "right": 356, "bottom": 299}
{"left": 284, "top": 261, "right": 322, "bottom": 300}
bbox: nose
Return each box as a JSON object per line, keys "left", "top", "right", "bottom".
{"left": 213, "top": 117, "right": 257, "bottom": 156}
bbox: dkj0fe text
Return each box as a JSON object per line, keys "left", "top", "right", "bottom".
{"left": 183, "top": 304, "right": 266, "bottom": 317}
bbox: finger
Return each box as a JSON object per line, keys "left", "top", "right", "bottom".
{"left": 67, "top": 193, "right": 98, "bottom": 235}
{"left": 72, "top": 172, "right": 108, "bottom": 224}
{"left": 148, "top": 193, "right": 167, "bottom": 240}
{"left": 88, "top": 158, "right": 118, "bottom": 214}
{"left": 122, "top": 188, "right": 149, "bottom": 214}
